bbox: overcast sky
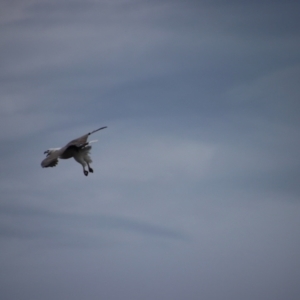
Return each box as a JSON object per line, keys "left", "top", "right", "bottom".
{"left": 1, "top": 1, "right": 300, "bottom": 299}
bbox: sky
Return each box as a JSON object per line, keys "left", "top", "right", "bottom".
{"left": 1, "top": 0, "right": 300, "bottom": 299}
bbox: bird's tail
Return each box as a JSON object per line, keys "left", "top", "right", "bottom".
{"left": 81, "top": 140, "right": 97, "bottom": 163}
{"left": 81, "top": 147, "right": 92, "bottom": 163}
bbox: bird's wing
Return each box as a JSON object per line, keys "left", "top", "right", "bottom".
{"left": 89, "top": 126, "right": 107, "bottom": 135}
{"left": 64, "top": 126, "right": 107, "bottom": 148}
{"left": 64, "top": 133, "right": 90, "bottom": 148}
{"left": 45, "top": 158, "right": 59, "bottom": 167}
{"left": 41, "top": 149, "right": 62, "bottom": 168}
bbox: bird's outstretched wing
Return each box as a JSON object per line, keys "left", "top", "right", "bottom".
{"left": 45, "top": 158, "right": 59, "bottom": 167}
{"left": 64, "top": 126, "right": 107, "bottom": 148}
{"left": 41, "top": 149, "right": 62, "bottom": 168}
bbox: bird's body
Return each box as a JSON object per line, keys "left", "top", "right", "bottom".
{"left": 41, "top": 126, "right": 107, "bottom": 176}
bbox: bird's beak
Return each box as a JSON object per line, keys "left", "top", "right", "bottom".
{"left": 44, "top": 150, "right": 48, "bottom": 154}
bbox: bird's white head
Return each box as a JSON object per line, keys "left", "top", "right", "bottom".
{"left": 44, "top": 148, "right": 60, "bottom": 156}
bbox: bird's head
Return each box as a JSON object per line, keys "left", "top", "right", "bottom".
{"left": 44, "top": 148, "right": 60, "bottom": 156}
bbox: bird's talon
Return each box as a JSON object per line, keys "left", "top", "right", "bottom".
{"left": 84, "top": 170, "right": 88, "bottom": 176}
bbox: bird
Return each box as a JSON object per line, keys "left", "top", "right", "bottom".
{"left": 41, "top": 126, "right": 107, "bottom": 176}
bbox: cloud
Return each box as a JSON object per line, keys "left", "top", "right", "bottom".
{"left": 1, "top": 1, "right": 300, "bottom": 299}
{"left": 98, "top": 134, "right": 215, "bottom": 182}
{"left": 0, "top": 202, "right": 186, "bottom": 247}
{"left": 225, "top": 65, "right": 300, "bottom": 124}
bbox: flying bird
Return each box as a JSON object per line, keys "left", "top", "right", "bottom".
{"left": 41, "top": 126, "right": 107, "bottom": 176}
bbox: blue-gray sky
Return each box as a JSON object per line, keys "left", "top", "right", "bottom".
{"left": 1, "top": 1, "right": 300, "bottom": 299}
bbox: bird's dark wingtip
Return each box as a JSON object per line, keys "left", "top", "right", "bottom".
{"left": 89, "top": 126, "right": 107, "bottom": 135}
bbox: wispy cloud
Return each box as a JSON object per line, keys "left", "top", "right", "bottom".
{"left": 1, "top": 0, "right": 300, "bottom": 299}
{"left": 0, "top": 203, "right": 187, "bottom": 246}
